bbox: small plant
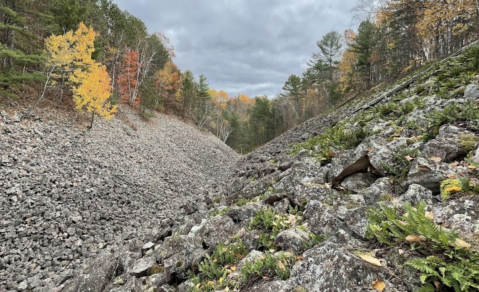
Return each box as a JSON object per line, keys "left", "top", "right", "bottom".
{"left": 367, "top": 201, "right": 479, "bottom": 292}
{"left": 376, "top": 102, "right": 399, "bottom": 118}
{"left": 380, "top": 147, "right": 419, "bottom": 182}
{"left": 460, "top": 135, "right": 479, "bottom": 152}
{"left": 189, "top": 238, "right": 248, "bottom": 292}
{"left": 209, "top": 207, "right": 230, "bottom": 217}
{"left": 240, "top": 251, "right": 297, "bottom": 284}
{"left": 400, "top": 101, "right": 416, "bottom": 115}
{"left": 236, "top": 198, "right": 249, "bottom": 207}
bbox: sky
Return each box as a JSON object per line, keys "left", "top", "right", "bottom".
{"left": 113, "top": 0, "right": 357, "bottom": 98}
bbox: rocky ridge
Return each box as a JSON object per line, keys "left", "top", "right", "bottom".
{"left": 0, "top": 107, "right": 239, "bottom": 291}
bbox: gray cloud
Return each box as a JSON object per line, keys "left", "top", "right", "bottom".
{"left": 113, "top": 0, "right": 356, "bottom": 97}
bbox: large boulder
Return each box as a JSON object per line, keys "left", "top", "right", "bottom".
{"left": 291, "top": 242, "right": 408, "bottom": 292}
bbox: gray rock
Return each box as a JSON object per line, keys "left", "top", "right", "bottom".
{"left": 464, "top": 84, "right": 479, "bottom": 100}
{"left": 341, "top": 173, "right": 377, "bottom": 193}
{"left": 62, "top": 252, "right": 119, "bottom": 292}
{"left": 291, "top": 242, "right": 408, "bottom": 292}
{"left": 344, "top": 207, "right": 369, "bottom": 238}
{"left": 227, "top": 203, "right": 263, "bottom": 223}
{"left": 400, "top": 184, "right": 433, "bottom": 205}
{"left": 303, "top": 200, "right": 342, "bottom": 237}
{"left": 195, "top": 215, "right": 238, "bottom": 248}
{"left": 130, "top": 256, "right": 156, "bottom": 277}
{"left": 421, "top": 125, "right": 478, "bottom": 162}
{"left": 274, "top": 228, "right": 310, "bottom": 254}
{"left": 360, "top": 177, "right": 394, "bottom": 205}
{"left": 405, "top": 157, "right": 457, "bottom": 193}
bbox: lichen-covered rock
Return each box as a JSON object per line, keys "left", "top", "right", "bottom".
{"left": 291, "top": 242, "right": 408, "bottom": 292}
{"left": 245, "top": 279, "right": 297, "bottom": 292}
{"left": 421, "top": 125, "right": 478, "bottom": 162}
{"left": 405, "top": 157, "right": 457, "bottom": 193}
{"left": 400, "top": 184, "right": 434, "bottom": 205}
{"left": 273, "top": 198, "right": 291, "bottom": 213}
{"left": 274, "top": 228, "right": 310, "bottom": 254}
{"left": 340, "top": 173, "right": 377, "bottom": 193}
{"left": 360, "top": 177, "right": 394, "bottom": 205}
{"left": 433, "top": 196, "right": 479, "bottom": 240}
{"left": 303, "top": 201, "right": 342, "bottom": 237}
{"left": 62, "top": 252, "right": 119, "bottom": 292}
{"left": 195, "top": 215, "right": 238, "bottom": 248}
{"left": 227, "top": 202, "right": 263, "bottom": 223}
{"left": 155, "top": 235, "right": 206, "bottom": 284}
{"left": 130, "top": 256, "right": 156, "bottom": 277}
{"left": 464, "top": 83, "right": 479, "bottom": 100}
{"left": 344, "top": 207, "right": 369, "bottom": 238}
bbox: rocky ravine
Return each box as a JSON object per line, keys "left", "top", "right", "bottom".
{"left": 0, "top": 107, "right": 239, "bottom": 291}
{"left": 5, "top": 45, "right": 479, "bottom": 292}
{"left": 42, "top": 44, "right": 479, "bottom": 292}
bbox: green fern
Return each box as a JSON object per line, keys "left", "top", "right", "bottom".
{"left": 367, "top": 201, "right": 479, "bottom": 291}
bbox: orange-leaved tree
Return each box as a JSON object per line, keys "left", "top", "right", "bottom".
{"left": 118, "top": 50, "right": 141, "bottom": 105}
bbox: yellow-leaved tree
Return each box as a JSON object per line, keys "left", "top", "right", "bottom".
{"left": 44, "top": 22, "right": 117, "bottom": 127}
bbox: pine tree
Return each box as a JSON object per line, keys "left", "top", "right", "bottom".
{"left": 351, "top": 20, "right": 378, "bottom": 89}
{"left": 0, "top": 1, "right": 45, "bottom": 97}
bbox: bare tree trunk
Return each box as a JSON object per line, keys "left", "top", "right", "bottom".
{"left": 22, "top": 67, "right": 54, "bottom": 120}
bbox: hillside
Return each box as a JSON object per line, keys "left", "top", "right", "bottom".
{"left": 26, "top": 42, "right": 479, "bottom": 292}
{"left": 0, "top": 106, "right": 239, "bottom": 291}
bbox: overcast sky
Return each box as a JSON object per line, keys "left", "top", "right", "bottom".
{"left": 113, "top": 0, "right": 357, "bottom": 98}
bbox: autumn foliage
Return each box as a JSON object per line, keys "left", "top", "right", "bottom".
{"left": 45, "top": 23, "right": 117, "bottom": 126}
{"left": 118, "top": 50, "right": 141, "bottom": 105}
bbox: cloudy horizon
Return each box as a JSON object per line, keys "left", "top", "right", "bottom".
{"left": 113, "top": 0, "right": 357, "bottom": 98}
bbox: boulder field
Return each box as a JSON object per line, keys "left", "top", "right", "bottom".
{"left": 3, "top": 44, "right": 479, "bottom": 292}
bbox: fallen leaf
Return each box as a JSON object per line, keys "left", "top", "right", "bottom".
{"left": 425, "top": 212, "right": 434, "bottom": 220}
{"left": 398, "top": 249, "right": 405, "bottom": 255}
{"left": 450, "top": 162, "right": 459, "bottom": 167}
{"left": 398, "top": 220, "right": 408, "bottom": 226}
{"left": 219, "top": 277, "right": 224, "bottom": 283}
{"left": 269, "top": 249, "right": 276, "bottom": 253}
{"left": 406, "top": 235, "right": 426, "bottom": 242}
{"left": 297, "top": 256, "right": 303, "bottom": 261}
{"left": 453, "top": 238, "right": 471, "bottom": 249}
{"left": 196, "top": 283, "right": 201, "bottom": 289}
{"left": 231, "top": 265, "right": 237, "bottom": 271}
{"left": 468, "top": 165, "right": 478, "bottom": 169}
{"left": 234, "top": 253, "right": 244, "bottom": 259}
{"left": 324, "top": 183, "right": 331, "bottom": 188}
{"left": 444, "top": 186, "right": 462, "bottom": 193}
{"left": 327, "top": 151, "right": 334, "bottom": 158}
{"left": 358, "top": 254, "right": 382, "bottom": 266}
{"left": 368, "top": 148, "right": 373, "bottom": 153}
{"left": 447, "top": 174, "right": 458, "bottom": 179}
{"left": 263, "top": 276, "right": 270, "bottom": 281}
{"left": 372, "top": 280, "right": 386, "bottom": 291}
{"left": 430, "top": 156, "right": 442, "bottom": 162}
{"left": 277, "top": 261, "right": 286, "bottom": 271}
{"left": 405, "top": 155, "right": 414, "bottom": 162}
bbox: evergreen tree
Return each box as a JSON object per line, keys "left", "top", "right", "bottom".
{"left": 351, "top": 20, "right": 378, "bottom": 89}
{"left": 0, "top": 0, "right": 45, "bottom": 97}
